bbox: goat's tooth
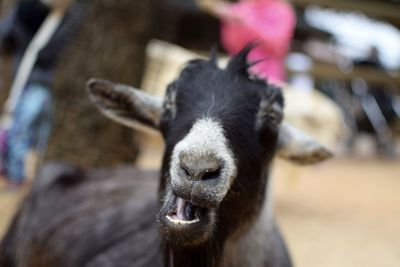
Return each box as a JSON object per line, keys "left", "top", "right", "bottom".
{"left": 166, "top": 215, "right": 200, "bottom": 225}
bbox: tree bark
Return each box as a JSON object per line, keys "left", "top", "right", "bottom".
{"left": 46, "top": 0, "right": 156, "bottom": 167}
{"left": 0, "top": 0, "right": 16, "bottom": 106}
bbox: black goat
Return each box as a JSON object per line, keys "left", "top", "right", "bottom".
{"left": 0, "top": 45, "right": 331, "bottom": 267}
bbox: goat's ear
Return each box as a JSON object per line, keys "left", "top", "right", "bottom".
{"left": 276, "top": 122, "right": 333, "bottom": 165}
{"left": 87, "top": 78, "right": 163, "bottom": 133}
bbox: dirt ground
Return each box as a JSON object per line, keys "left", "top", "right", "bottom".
{"left": 0, "top": 157, "right": 399, "bottom": 267}
{"left": 273, "top": 157, "right": 400, "bottom": 267}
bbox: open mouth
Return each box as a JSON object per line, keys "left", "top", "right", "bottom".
{"left": 162, "top": 195, "right": 212, "bottom": 228}
{"left": 165, "top": 196, "right": 201, "bottom": 226}
{"left": 158, "top": 193, "right": 216, "bottom": 245}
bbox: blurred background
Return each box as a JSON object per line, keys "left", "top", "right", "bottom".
{"left": 0, "top": 0, "right": 399, "bottom": 266}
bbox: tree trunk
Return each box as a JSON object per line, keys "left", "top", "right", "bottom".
{"left": 46, "top": 0, "right": 156, "bottom": 167}
{"left": 0, "top": 0, "right": 16, "bottom": 105}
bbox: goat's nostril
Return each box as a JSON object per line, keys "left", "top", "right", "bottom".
{"left": 179, "top": 155, "right": 221, "bottom": 181}
{"left": 181, "top": 164, "right": 191, "bottom": 177}
{"left": 201, "top": 168, "right": 221, "bottom": 181}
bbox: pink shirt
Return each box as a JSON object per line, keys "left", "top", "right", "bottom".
{"left": 221, "top": 0, "right": 296, "bottom": 82}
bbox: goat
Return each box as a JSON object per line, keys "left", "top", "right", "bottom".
{"left": 0, "top": 44, "right": 331, "bottom": 267}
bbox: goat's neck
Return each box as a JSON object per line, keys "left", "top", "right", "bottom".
{"left": 163, "top": 241, "right": 221, "bottom": 267}
{"left": 164, "top": 203, "right": 273, "bottom": 267}
{"left": 220, "top": 165, "right": 274, "bottom": 267}
{"left": 221, "top": 189, "right": 274, "bottom": 267}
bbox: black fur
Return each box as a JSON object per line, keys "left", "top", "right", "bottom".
{"left": 157, "top": 44, "right": 289, "bottom": 267}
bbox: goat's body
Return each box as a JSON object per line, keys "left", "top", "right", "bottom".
{"left": 0, "top": 163, "right": 291, "bottom": 267}
{"left": 0, "top": 163, "right": 161, "bottom": 267}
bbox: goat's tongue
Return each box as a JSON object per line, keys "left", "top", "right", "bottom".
{"left": 176, "top": 197, "right": 196, "bottom": 221}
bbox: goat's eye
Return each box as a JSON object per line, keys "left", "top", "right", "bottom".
{"left": 265, "top": 102, "right": 283, "bottom": 125}
{"left": 257, "top": 100, "right": 283, "bottom": 132}
{"left": 265, "top": 110, "right": 282, "bottom": 125}
{"left": 162, "top": 89, "right": 177, "bottom": 121}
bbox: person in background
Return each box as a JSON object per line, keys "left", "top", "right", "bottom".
{"left": 349, "top": 47, "right": 399, "bottom": 157}
{"left": 0, "top": 0, "right": 84, "bottom": 189}
{"left": 196, "top": 0, "right": 296, "bottom": 84}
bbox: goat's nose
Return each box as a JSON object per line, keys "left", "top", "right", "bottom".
{"left": 180, "top": 154, "right": 221, "bottom": 181}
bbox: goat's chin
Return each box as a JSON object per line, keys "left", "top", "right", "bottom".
{"left": 158, "top": 193, "right": 216, "bottom": 247}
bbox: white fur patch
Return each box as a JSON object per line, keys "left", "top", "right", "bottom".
{"left": 170, "top": 118, "right": 237, "bottom": 201}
